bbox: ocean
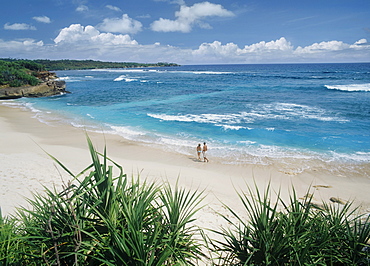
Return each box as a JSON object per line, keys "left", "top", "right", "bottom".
{"left": 3, "top": 63, "right": 370, "bottom": 176}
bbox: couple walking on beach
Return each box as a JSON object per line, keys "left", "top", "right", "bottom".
{"left": 197, "top": 142, "right": 209, "bottom": 162}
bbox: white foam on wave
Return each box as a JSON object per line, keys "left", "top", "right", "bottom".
{"left": 109, "top": 125, "right": 146, "bottom": 137}
{"left": 147, "top": 102, "right": 348, "bottom": 125}
{"left": 147, "top": 113, "right": 254, "bottom": 124}
{"left": 125, "top": 78, "right": 137, "bottom": 82}
{"left": 157, "top": 136, "right": 196, "bottom": 149}
{"left": 325, "top": 83, "right": 370, "bottom": 92}
{"left": 5, "top": 101, "right": 42, "bottom": 113}
{"left": 0, "top": 101, "right": 43, "bottom": 116}
{"left": 57, "top": 76, "right": 80, "bottom": 82}
{"left": 256, "top": 102, "right": 349, "bottom": 122}
{"left": 0, "top": 100, "right": 19, "bottom": 107}
{"left": 330, "top": 151, "right": 370, "bottom": 162}
{"left": 238, "top": 140, "right": 256, "bottom": 145}
{"left": 70, "top": 122, "right": 86, "bottom": 128}
{"left": 114, "top": 75, "right": 125, "bottom": 81}
{"left": 216, "top": 124, "right": 246, "bottom": 130}
{"left": 57, "top": 76, "right": 70, "bottom": 80}
{"left": 95, "top": 69, "right": 158, "bottom": 73}
{"left": 192, "top": 71, "right": 231, "bottom": 75}
{"left": 113, "top": 75, "right": 138, "bottom": 82}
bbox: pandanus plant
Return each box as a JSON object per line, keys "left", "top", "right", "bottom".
{"left": 211, "top": 183, "right": 370, "bottom": 265}
{"left": 8, "top": 136, "right": 205, "bottom": 265}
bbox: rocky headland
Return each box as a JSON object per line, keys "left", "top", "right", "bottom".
{"left": 0, "top": 59, "right": 181, "bottom": 100}
{"left": 0, "top": 80, "right": 68, "bottom": 99}
{"left": 0, "top": 71, "right": 68, "bottom": 99}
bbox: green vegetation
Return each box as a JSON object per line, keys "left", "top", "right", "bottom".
{"left": 0, "top": 137, "right": 204, "bottom": 265}
{"left": 0, "top": 60, "right": 44, "bottom": 87}
{"left": 32, "top": 59, "right": 179, "bottom": 71}
{"left": 213, "top": 184, "right": 370, "bottom": 265}
{"left": 0, "top": 58, "right": 179, "bottom": 88}
{"left": 0, "top": 138, "right": 369, "bottom": 265}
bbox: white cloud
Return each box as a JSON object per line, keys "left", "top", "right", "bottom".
{"left": 4, "top": 23, "right": 36, "bottom": 30}
{"left": 194, "top": 41, "right": 239, "bottom": 56}
{"left": 54, "top": 24, "right": 138, "bottom": 46}
{"left": 242, "top": 37, "right": 294, "bottom": 53}
{"left": 23, "top": 39, "right": 44, "bottom": 47}
{"left": 76, "top": 5, "right": 89, "bottom": 12}
{"left": 151, "top": 1, "right": 234, "bottom": 32}
{"left": 353, "top": 38, "right": 368, "bottom": 45}
{"left": 192, "top": 38, "right": 295, "bottom": 62}
{"left": 33, "top": 16, "right": 51, "bottom": 23}
{"left": 0, "top": 39, "right": 43, "bottom": 48}
{"left": 0, "top": 39, "right": 45, "bottom": 59}
{"left": 0, "top": 28, "right": 369, "bottom": 64}
{"left": 98, "top": 14, "right": 142, "bottom": 34}
{"left": 294, "top": 40, "right": 350, "bottom": 54}
{"left": 106, "top": 5, "right": 121, "bottom": 12}
{"left": 54, "top": 24, "right": 98, "bottom": 44}
{"left": 191, "top": 38, "right": 369, "bottom": 64}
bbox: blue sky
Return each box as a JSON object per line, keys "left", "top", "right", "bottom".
{"left": 0, "top": 0, "right": 369, "bottom": 64}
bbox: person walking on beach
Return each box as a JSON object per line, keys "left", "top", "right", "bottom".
{"left": 203, "top": 142, "right": 209, "bottom": 162}
{"left": 196, "top": 143, "right": 202, "bottom": 161}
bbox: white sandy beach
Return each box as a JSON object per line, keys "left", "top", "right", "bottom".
{"left": 1, "top": 103, "right": 370, "bottom": 233}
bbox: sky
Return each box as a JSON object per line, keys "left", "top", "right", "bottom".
{"left": 0, "top": 0, "right": 369, "bottom": 64}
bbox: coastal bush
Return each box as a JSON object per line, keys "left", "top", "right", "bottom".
{"left": 211, "top": 183, "right": 370, "bottom": 265}
{"left": 0, "top": 60, "right": 41, "bottom": 87}
{"left": 3, "top": 136, "right": 205, "bottom": 265}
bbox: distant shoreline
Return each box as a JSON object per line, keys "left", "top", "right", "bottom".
{"left": 0, "top": 58, "right": 180, "bottom": 71}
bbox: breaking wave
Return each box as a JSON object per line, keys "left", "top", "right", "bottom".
{"left": 325, "top": 83, "right": 370, "bottom": 92}
{"left": 147, "top": 102, "right": 348, "bottom": 125}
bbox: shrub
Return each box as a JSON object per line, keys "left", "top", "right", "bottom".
{"left": 0, "top": 60, "right": 41, "bottom": 87}
{"left": 4, "top": 136, "right": 205, "bottom": 265}
{"left": 212, "top": 183, "right": 370, "bottom": 265}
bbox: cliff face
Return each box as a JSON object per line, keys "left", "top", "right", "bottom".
{"left": 0, "top": 80, "right": 68, "bottom": 99}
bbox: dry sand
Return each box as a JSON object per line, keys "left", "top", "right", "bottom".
{"left": 1, "top": 103, "right": 370, "bottom": 233}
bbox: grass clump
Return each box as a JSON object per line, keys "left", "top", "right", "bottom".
{"left": 211, "top": 183, "right": 370, "bottom": 265}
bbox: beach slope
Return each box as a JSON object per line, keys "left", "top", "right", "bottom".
{"left": 1, "top": 104, "right": 369, "bottom": 230}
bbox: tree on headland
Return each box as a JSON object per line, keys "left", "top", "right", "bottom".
{"left": 0, "top": 60, "right": 43, "bottom": 87}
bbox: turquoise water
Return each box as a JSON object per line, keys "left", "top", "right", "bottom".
{"left": 6, "top": 63, "right": 370, "bottom": 175}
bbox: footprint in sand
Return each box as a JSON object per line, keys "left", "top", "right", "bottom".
{"left": 329, "top": 197, "right": 346, "bottom": 205}
{"left": 313, "top": 185, "right": 332, "bottom": 189}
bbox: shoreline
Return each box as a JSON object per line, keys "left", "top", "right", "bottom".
{"left": 1, "top": 103, "right": 370, "bottom": 228}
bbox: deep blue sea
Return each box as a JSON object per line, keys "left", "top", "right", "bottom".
{"left": 4, "top": 63, "right": 370, "bottom": 176}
